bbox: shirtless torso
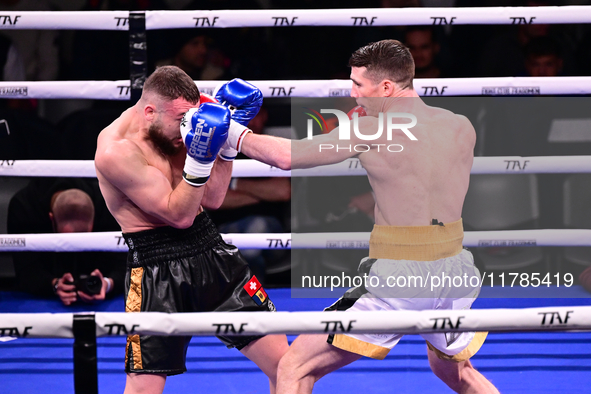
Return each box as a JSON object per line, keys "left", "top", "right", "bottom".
{"left": 94, "top": 97, "right": 231, "bottom": 234}
{"left": 359, "top": 99, "right": 475, "bottom": 226}
{"left": 292, "top": 97, "right": 476, "bottom": 227}
{"left": 96, "top": 107, "right": 188, "bottom": 233}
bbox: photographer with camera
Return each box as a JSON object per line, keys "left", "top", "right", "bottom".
{"left": 7, "top": 178, "right": 126, "bottom": 305}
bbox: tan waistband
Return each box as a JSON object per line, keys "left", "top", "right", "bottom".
{"left": 369, "top": 219, "right": 464, "bottom": 261}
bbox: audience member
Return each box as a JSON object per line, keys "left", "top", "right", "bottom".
{"left": 0, "top": 0, "right": 59, "bottom": 81}
{"left": 0, "top": 34, "right": 25, "bottom": 82}
{"left": 155, "top": 29, "right": 231, "bottom": 81}
{"left": 7, "top": 178, "right": 126, "bottom": 305}
{"left": 478, "top": 0, "right": 577, "bottom": 77}
{"left": 524, "top": 36, "right": 564, "bottom": 77}
{"left": 207, "top": 107, "right": 291, "bottom": 282}
{"left": 403, "top": 26, "right": 445, "bottom": 79}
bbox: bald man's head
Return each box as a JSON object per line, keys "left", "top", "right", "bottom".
{"left": 49, "top": 189, "right": 95, "bottom": 233}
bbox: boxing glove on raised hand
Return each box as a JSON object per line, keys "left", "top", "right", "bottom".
{"left": 215, "top": 78, "right": 263, "bottom": 126}
{"left": 180, "top": 103, "right": 230, "bottom": 186}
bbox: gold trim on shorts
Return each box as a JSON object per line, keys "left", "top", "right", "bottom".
{"left": 330, "top": 334, "right": 390, "bottom": 360}
{"left": 369, "top": 219, "right": 464, "bottom": 261}
{"left": 125, "top": 267, "right": 144, "bottom": 369}
{"left": 427, "top": 331, "right": 488, "bottom": 362}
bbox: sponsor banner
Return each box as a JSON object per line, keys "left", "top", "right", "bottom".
{"left": 0, "top": 313, "right": 73, "bottom": 338}
{"left": 471, "top": 156, "right": 591, "bottom": 174}
{"left": 1, "top": 157, "right": 591, "bottom": 179}
{"left": 0, "top": 160, "right": 96, "bottom": 177}
{"left": 0, "top": 81, "right": 130, "bottom": 100}
{"left": 0, "top": 232, "right": 293, "bottom": 252}
{"left": 412, "top": 77, "right": 591, "bottom": 96}
{"left": 0, "top": 11, "right": 129, "bottom": 30}
{"left": 2, "top": 306, "right": 590, "bottom": 339}
{"left": 92, "top": 305, "right": 591, "bottom": 336}
{"left": 0, "top": 233, "right": 128, "bottom": 252}
{"left": 146, "top": 7, "right": 591, "bottom": 29}
{"left": 3, "top": 229, "right": 590, "bottom": 252}
{"left": 2, "top": 8, "right": 591, "bottom": 31}
{"left": 3, "top": 78, "right": 591, "bottom": 99}
{"left": 463, "top": 229, "right": 591, "bottom": 247}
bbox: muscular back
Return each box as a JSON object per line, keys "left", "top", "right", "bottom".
{"left": 358, "top": 100, "right": 475, "bottom": 226}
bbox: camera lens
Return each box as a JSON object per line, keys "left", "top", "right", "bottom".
{"left": 78, "top": 275, "right": 102, "bottom": 295}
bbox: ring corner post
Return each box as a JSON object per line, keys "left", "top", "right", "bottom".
{"left": 73, "top": 313, "right": 98, "bottom": 394}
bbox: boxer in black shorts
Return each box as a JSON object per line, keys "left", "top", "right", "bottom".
{"left": 95, "top": 66, "right": 291, "bottom": 393}
{"left": 123, "top": 212, "right": 276, "bottom": 375}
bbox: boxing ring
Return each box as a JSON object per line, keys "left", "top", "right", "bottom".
{"left": 1, "top": 6, "right": 591, "bottom": 394}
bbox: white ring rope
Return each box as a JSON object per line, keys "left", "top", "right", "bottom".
{"left": 0, "top": 7, "right": 590, "bottom": 30}
{"left": 2, "top": 77, "right": 591, "bottom": 99}
{"left": 2, "top": 306, "right": 590, "bottom": 339}
{"left": 145, "top": 7, "right": 591, "bottom": 28}
{"left": 1, "top": 229, "right": 590, "bottom": 252}
{"left": 1, "top": 157, "right": 590, "bottom": 178}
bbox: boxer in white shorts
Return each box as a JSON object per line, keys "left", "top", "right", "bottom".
{"left": 276, "top": 40, "right": 500, "bottom": 394}
{"left": 326, "top": 222, "right": 487, "bottom": 362}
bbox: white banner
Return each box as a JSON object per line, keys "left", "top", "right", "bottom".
{"left": 0, "top": 313, "right": 73, "bottom": 338}
{"left": 146, "top": 7, "right": 591, "bottom": 29}
{"left": 0, "top": 232, "right": 293, "bottom": 252}
{"left": 294, "top": 229, "right": 591, "bottom": 249}
{"left": 2, "top": 77, "right": 591, "bottom": 99}
{"left": 202, "top": 77, "right": 591, "bottom": 97}
{"left": 2, "top": 306, "right": 590, "bottom": 339}
{"left": 2, "top": 157, "right": 591, "bottom": 178}
{"left": 94, "top": 306, "right": 591, "bottom": 337}
{"left": 0, "top": 8, "right": 589, "bottom": 31}
{"left": 0, "top": 11, "right": 130, "bottom": 30}
{"left": 0, "top": 81, "right": 130, "bottom": 100}
{"left": 1, "top": 229, "right": 591, "bottom": 252}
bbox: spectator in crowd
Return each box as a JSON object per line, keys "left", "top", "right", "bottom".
{"left": 155, "top": 29, "right": 231, "bottom": 81}
{"left": 0, "top": 34, "right": 25, "bottom": 82}
{"left": 207, "top": 106, "right": 291, "bottom": 282}
{"left": 403, "top": 26, "right": 444, "bottom": 79}
{"left": 0, "top": 0, "right": 59, "bottom": 81}
{"left": 8, "top": 178, "right": 126, "bottom": 305}
{"left": 524, "top": 36, "right": 564, "bottom": 77}
{"left": 478, "top": 0, "right": 576, "bottom": 77}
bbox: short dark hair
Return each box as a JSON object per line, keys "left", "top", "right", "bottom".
{"left": 349, "top": 40, "right": 415, "bottom": 90}
{"left": 142, "top": 65, "right": 200, "bottom": 104}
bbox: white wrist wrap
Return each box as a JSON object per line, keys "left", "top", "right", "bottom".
{"left": 218, "top": 145, "right": 238, "bottom": 161}
{"left": 228, "top": 119, "right": 252, "bottom": 153}
{"left": 183, "top": 155, "right": 214, "bottom": 186}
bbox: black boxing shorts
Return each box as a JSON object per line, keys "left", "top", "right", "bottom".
{"left": 122, "top": 212, "right": 276, "bottom": 376}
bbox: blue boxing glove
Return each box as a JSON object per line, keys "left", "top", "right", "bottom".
{"left": 215, "top": 78, "right": 263, "bottom": 126}
{"left": 180, "top": 103, "right": 230, "bottom": 186}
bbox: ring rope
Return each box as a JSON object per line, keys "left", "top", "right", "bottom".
{"left": 2, "top": 306, "right": 590, "bottom": 339}
{"left": 1, "top": 157, "right": 590, "bottom": 178}
{"left": 1, "top": 229, "right": 590, "bottom": 252}
{"left": 0, "top": 7, "right": 590, "bottom": 30}
{"left": 1, "top": 77, "right": 591, "bottom": 99}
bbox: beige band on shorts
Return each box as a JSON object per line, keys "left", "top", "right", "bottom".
{"left": 330, "top": 333, "right": 390, "bottom": 360}
{"left": 369, "top": 219, "right": 464, "bottom": 261}
{"left": 427, "top": 331, "right": 489, "bottom": 362}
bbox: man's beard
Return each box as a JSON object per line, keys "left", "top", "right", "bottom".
{"left": 147, "top": 123, "right": 183, "bottom": 157}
